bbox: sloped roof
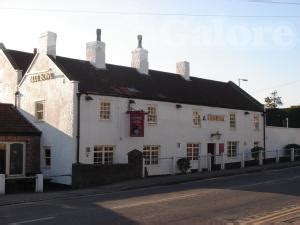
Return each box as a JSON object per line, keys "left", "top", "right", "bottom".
{"left": 0, "top": 103, "right": 41, "bottom": 135}
{"left": 49, "top": 55, "right": 264, "bottom": 112}
{"left": 3, "top": 49, "right": 34, "bottom": 73}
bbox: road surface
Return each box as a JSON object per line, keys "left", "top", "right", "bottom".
{"left": 1, "top": 166, "right": 300, "bottom": 224}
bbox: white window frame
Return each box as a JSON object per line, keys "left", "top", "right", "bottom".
{"left": 143, "top": 145, "right": 160, "bottom": 165}
{"left": 93, "top": 145, "right": 114, "bottom": 165}
{"left": 35, "top": 100, "right": 45, "bottom": 121}
{"left": 229, "top": 113, "right": 236, "bottom": 129}
{"left": 0, "top": 142, "right": 26, "bottom": 176}
{"left": 254, "top": 114, "right": 260, "bottom": 130}
{"left": 227, "top": 141, "right": 238, "bottom": 157}
{"left": 43, "top": 146, "right": 51, "bottom": 169}
{"left": 99, "top": 101, "right": 111, "bottom": 121}
{"left": 147, "top": 105, "right": 157, "bottom": 125}
{"left": 187, "top": 143, "right": 200, "bottom": 160}
{"left": 192, "top": 110, "right": 201, "bottom": 127}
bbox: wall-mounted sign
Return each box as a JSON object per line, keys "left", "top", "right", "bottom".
{"left": 207, "top": 114, "right": 225, "bottom": 122}
{"left": 30, "top": 70, "right": 55, "bottom": 83}
{"left": 127, "top": 110, "right": 146, "bottom": 137}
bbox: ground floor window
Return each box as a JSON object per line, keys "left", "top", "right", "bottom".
{"left": 143, "top": 145, "right": 160, "bottom": 165}
{"left": 94, "top": 145, "right": 114, "bottom": 165}
{"left": 187, "top": 143, "right": 200, "bottom": 160}
{"left": 227, "top": 142, "right": 238, "bottom": 157}
{"left": 0, "top": 142, "right": 25, "bottom": 175}
{"left": 43, "top": 147, "right": 51, "bottom": 168}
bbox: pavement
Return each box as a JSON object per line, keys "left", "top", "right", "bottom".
{"left": 1, "top": 160, "right": 300, "bottom": 207}
{"left": 1, "top": 165, "right": 300, "bottom": 224}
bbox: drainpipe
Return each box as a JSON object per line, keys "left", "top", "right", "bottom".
{"left": 263, "top": 109, "right": 266, "bottom": 152}
{"left": 76, "top": 92, "right": 81, "bottom": 163}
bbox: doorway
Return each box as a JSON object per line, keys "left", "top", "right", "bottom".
{"left": 0, "top": 144, "right": 6, "bottom": 174}
{"left": 207, "top": 143, "right": 215, "bottom": 168}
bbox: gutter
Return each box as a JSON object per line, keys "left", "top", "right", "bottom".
{"left": 76, "top": 92, "right": 81, "bottom": 163}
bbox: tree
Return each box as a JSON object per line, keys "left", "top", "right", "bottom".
{"left": 264, "top": 91, "right": 283, "bottom": 109}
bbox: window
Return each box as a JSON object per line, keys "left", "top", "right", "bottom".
{"left": 44, "top": 147, "right": 51, "bottom": 168}
{"left": 0, "top": 142, "right": 25, "bottom": 175}
{"left": 227, "top": 142, "right": 238, "bottom": 157}
{"left": 254, "top": 114, "right": 259, "bottom": 130}
{"left": 147, "top": 106, "right": 157, "bottom": 125}
{"left": 229, "top": 113, "right": 236, "bottom": 128}
{"left": 35, "top": 101, "right": 45, "bottom": 121}
{"left": 143, "top": 145, "right": 159, "bottom": 165}
{"left": 192, "top": 110, "right": 201, "bottom": 127}
{"left": 94, "top": 145, "right": 114, "bottom": 165}
{"left": 187, "top": 143, "right": 200, "bottom": 160}
{"left": 100, "top": 102, "right": 111, "bottom": 120}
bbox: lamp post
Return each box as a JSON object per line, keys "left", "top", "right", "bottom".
{"left": 238, "top": 78, "right": 248, "bottom": 87}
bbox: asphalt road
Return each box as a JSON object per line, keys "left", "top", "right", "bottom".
{"left": 1, "top": 167, "right": 300, "bottom": 225}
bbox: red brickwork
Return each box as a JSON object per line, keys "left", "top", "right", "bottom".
{"left": 0, "top": 135, "right": 40, "bottom": 175}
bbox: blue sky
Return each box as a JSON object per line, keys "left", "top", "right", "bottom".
{"left": 0, "top": 0, "right": 299, "bottom": 107}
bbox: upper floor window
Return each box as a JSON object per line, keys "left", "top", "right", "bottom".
{"left": 229, "top": 113, "right": 236, "bottom": 129}
{"left": 94, "top": 145, "right": 114, "bottom": 165}
{"left": 187, "top": 143, "right": 200, "bottom": 160}
{"left": 254, "top": 114, "right": 259, "bottom": 130}
{"left": 143, "top": 145, "right": 160, "bottom": 165}
{"left": 192, "top": 110, "right": 201, "bottom": 127}
{"left": 100, "top": 101, "right": 111, "bottom": 120}
{"left": 35, "top": 101, "right": 45, "bottom": 121}
{"left": 227, "top": 141, "right": 238, "bottom": 157}
{"left": 147, "top": 105, "right": 157, "bottom": 125}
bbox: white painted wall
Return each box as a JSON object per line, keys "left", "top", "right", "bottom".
{"left": 18, "top": 54, "right": 78, "bottom": 185}
{"left": 266, "top": 126, "right": 300, "bottom": 158}
{"left": 0, "top": 50, "right": 22, "bottom": 104}
{"left": 79, "top": 95, "right": 264, "bottom": 175}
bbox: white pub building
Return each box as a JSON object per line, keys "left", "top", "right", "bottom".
{"left": 0, "top": 30, "right": 264, "bottom": 185}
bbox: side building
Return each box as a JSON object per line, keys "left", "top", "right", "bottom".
{"left": 0, "top": 30, "right": 264, "bottom": 185}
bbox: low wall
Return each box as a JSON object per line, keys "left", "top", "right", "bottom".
{"left": 266, "top": 126, "right": 300, "bottom": 152}
{"left": 72, "top": 149, "right": 143, "bottom": 188}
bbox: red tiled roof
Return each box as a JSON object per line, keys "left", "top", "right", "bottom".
{"left": 0, "top": 103, "right": 41, "bottom": 136}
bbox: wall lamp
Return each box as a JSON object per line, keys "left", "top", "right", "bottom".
{"left": 176, "top": 104, "right": 182, "bottom": 109}
{"left": 211, "top": 130, "right": 222, "bottom": 140}
{"left": 85, "top": 95, "right": 93, "bottom": 101}
{"left": 244, "top": 111, "right": 250, "bottom": 115}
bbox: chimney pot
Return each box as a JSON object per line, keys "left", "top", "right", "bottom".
{"left": 0, "top": 43, "right": 5, "bottom": 50}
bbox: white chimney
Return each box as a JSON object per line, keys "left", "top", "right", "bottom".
{"left": 176, "top": 61, "right": 190, "bottom": 80}
{"left": 86, "top": 29, "right": 106, "bottom": 69}
{"left": 39, "top": 31, "right": 57, "bottom": 58}
{"left": 131, "top": 35, "right": 149, "bottom": 74}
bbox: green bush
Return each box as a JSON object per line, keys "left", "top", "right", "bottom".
{"left": 177, "top": 158, "right": 191, "bottom": 174}
{"left": 251, "top": 146, "right": 264, "bottom": 160}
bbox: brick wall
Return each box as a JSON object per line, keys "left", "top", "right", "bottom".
{"left": 0, "top": 135, "right": 40, "bottom": 175}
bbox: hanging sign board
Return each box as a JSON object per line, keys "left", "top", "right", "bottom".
{"left": 127, "top": 111, "right": 146, "bottom": 137}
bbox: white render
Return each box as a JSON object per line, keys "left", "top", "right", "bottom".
{"left": 79, "top": 95, "right": 264, "bottom": 175}
{"left": 131, "top": 48, "right": 149, "bottom": 74}
{"left": 176, "top": 61, "right": 190, "bottom": 80}
{"left": 265, "top": 126, "right": 300, "bottom": 158}
{"left": 0, "top": 50, "right": 22, "bottom": 104}
{"left": 86, "top": 41, "right": 106, "bottom": 69}
{"left": 39, "top": 31, "right": 57, "bottom": 58}
{"left": 18, "top": 53, "right": 78, "bottom": 184}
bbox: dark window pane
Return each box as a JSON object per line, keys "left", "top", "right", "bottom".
{"left": 10, "top": 143, "right": 23, "bottom": 175}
